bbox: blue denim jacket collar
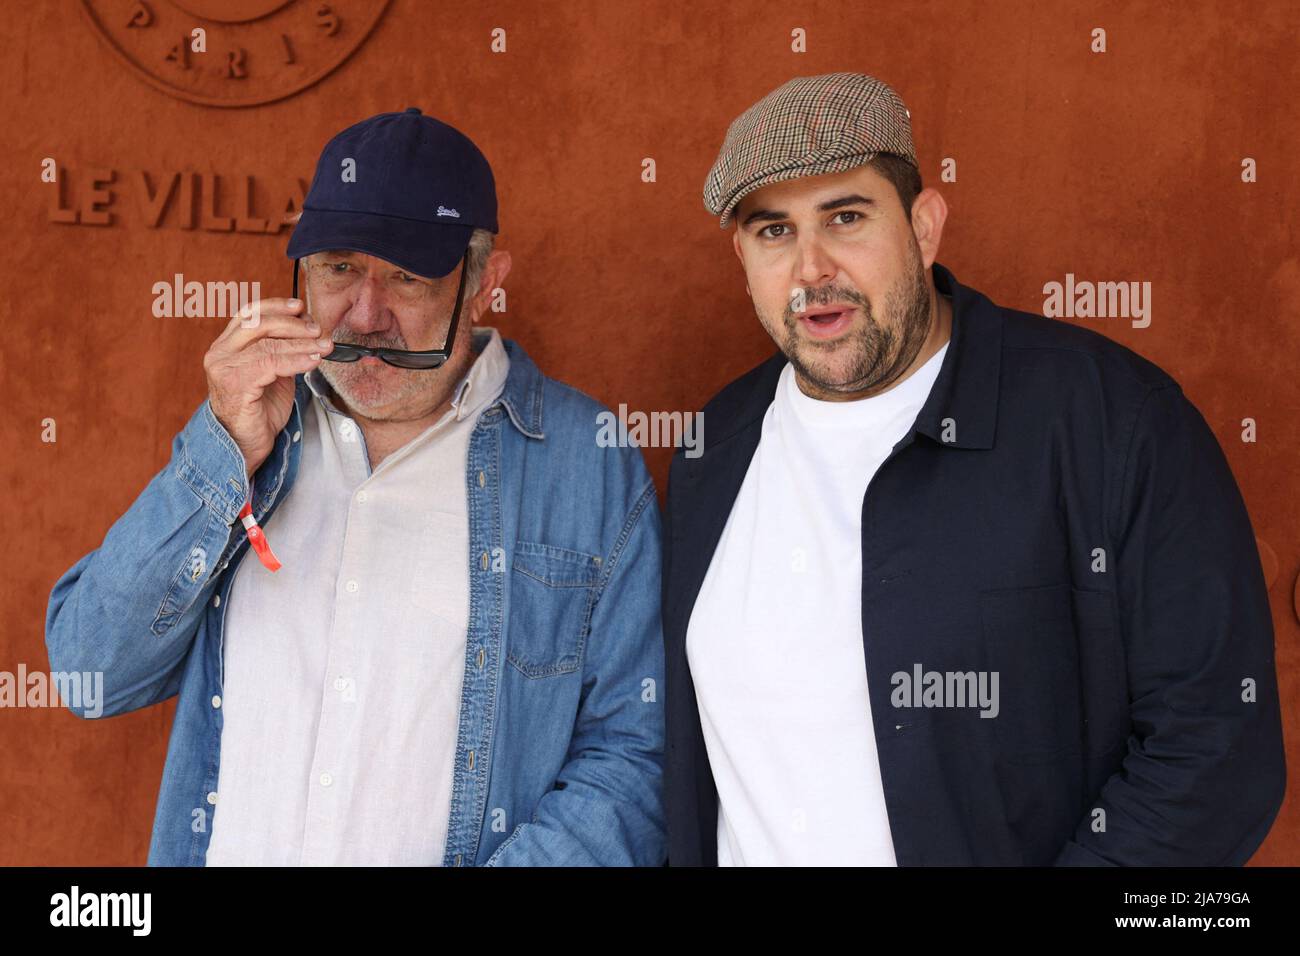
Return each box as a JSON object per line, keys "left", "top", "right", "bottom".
{"left": 494, "top": 338, "right": 546, "bottom": 440}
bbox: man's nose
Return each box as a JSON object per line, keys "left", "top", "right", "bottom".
{"left": 343, "top": 275, "right": 394, "bottom": 334}
{"left": 795, "top": 237, "right": 837, "bottom": 288}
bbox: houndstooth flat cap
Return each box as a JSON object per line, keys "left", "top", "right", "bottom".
{"left": 703, "top": 72, "right": 918, "bottom": 228}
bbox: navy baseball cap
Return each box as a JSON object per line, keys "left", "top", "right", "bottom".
{"left": 286, "top": 107, "right": 498, "bottom": 279}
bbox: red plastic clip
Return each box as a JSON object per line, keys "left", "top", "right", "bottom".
{"left": 238, "top": 496, "right": 281, "bottom": 572}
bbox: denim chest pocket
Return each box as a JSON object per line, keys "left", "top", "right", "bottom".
{"left": 507, "top": 540, "right": 603, "bottom": 679}
{"left": 978, "top": 582, "right": 1083, "bottom": 763}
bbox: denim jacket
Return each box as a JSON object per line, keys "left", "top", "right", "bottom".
{"left": 46, "top": 337, "right": 666, "bottom": 866}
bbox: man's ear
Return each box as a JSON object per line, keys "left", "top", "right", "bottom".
{"left": 909, "top": 187, "right": 948, "bottom": 270}
{"left": 484, "top": 249, "right": 512, "bottom": 290}
{"left": 469, "top": 249, "right": 511, "bottom": 321}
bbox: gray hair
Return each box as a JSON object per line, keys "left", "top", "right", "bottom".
{"left": 462, "top": 227, "right": 494, "bottom": 296}
{"left": 286, "top": 210, "right": 494, "bottom": 295}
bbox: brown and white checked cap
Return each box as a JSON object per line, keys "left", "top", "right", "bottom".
{"left": 703, "top": 72, "right": 918, "bottom": 228}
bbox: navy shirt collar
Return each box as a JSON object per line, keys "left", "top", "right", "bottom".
{"left": 913, "top": 261, "right": 1003, "bottom": 450}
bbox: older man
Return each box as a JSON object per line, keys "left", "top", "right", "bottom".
{"left": 662, "top": 73, "right": 1285, "bottom": 865}
{"left": 47, "top": 108, "right": 665, "bottom": 866}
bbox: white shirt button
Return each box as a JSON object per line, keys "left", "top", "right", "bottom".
{"left": 292, "top": 430, "right": 302, "bottom": 442}
{"left": 345, "top": 580, "right": 359, "bottom": 593}
{"left": 211, "top": 695, "right": 222, "bottom": 708}
{"left": 356, "top": 490, "right": 368, "bottom": 504}
{"left": 212, "top": 594, "right": 221, "bottom": 608}
{"left": 207, "top": 792, "right": 218, "bottom": 805}
{"left": 319, "top": 772, "right": 333, "bottom": 787}
{"left": 334, "top": 677, "right": 347, "bottom": 691}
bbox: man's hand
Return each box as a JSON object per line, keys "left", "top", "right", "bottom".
{"left": 204, "top": 298, "right": 333, "bottom": 478}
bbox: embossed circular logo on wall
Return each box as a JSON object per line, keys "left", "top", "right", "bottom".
{"left": 80, "top": 0, "right": 391, "bottom": 108}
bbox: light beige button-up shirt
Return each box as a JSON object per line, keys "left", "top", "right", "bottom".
{"left": 205, "top": 326, "right": 510, "bottom": 866}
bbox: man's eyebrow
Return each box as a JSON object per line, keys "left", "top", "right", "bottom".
{"left": 817, "top": 194, "right": 875, "bottom": 212}
{"left": 740, "top": 207, "right": 787, "bottom": 227}
{"left": 740, "top": 194, "right": 876, "bottom": 227}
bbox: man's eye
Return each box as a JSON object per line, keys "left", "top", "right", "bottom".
{"left": 328, "top": 262, "right": 350, "bottom": 273}
{"left": 832, "top": 211, "right": 862, "bottom": 225}
{"left": 759, "top": 223, "right": 789, "bottom": 239}
{"left": 397, "top": 273, "right": 418, "bottom": 283}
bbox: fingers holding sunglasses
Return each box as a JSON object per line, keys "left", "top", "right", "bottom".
{"left": 244, "top": 336, "right": 335, "bottom": 385}
{"left": 206, "top": 319, "right": 333, "bottom": 479}
{"left": 214, "top": 297, "right": 324, "bottom": 351}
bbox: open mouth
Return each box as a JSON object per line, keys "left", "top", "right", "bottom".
{"left": 798, "top": 307, "right": 854, "bottom": 338}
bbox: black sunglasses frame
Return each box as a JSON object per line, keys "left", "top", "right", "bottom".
{"left": 292, "top": 249, "right": 471, "bottom": 370}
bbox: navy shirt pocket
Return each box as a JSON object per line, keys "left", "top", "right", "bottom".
{"left": 1070, "top": 586, "right": 1130, "bottom": 756}
{"left": 978, "top": 582, "right": 1083, "bottom": 763}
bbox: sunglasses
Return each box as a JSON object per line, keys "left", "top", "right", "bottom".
{"left": 291, "top": 249, "right": 469, "bottom": 370}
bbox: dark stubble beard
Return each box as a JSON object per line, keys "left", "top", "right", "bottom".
{"left": 770, "top": 239, "right": 934, "bottom": 398}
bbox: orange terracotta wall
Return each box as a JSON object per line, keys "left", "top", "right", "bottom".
{"left": 1, "top": 0, "right": 1295, "bottom": 864}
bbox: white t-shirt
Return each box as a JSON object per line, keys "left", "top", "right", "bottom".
{"left": 686, "top": 340, "right": 949, "bottom": 865}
